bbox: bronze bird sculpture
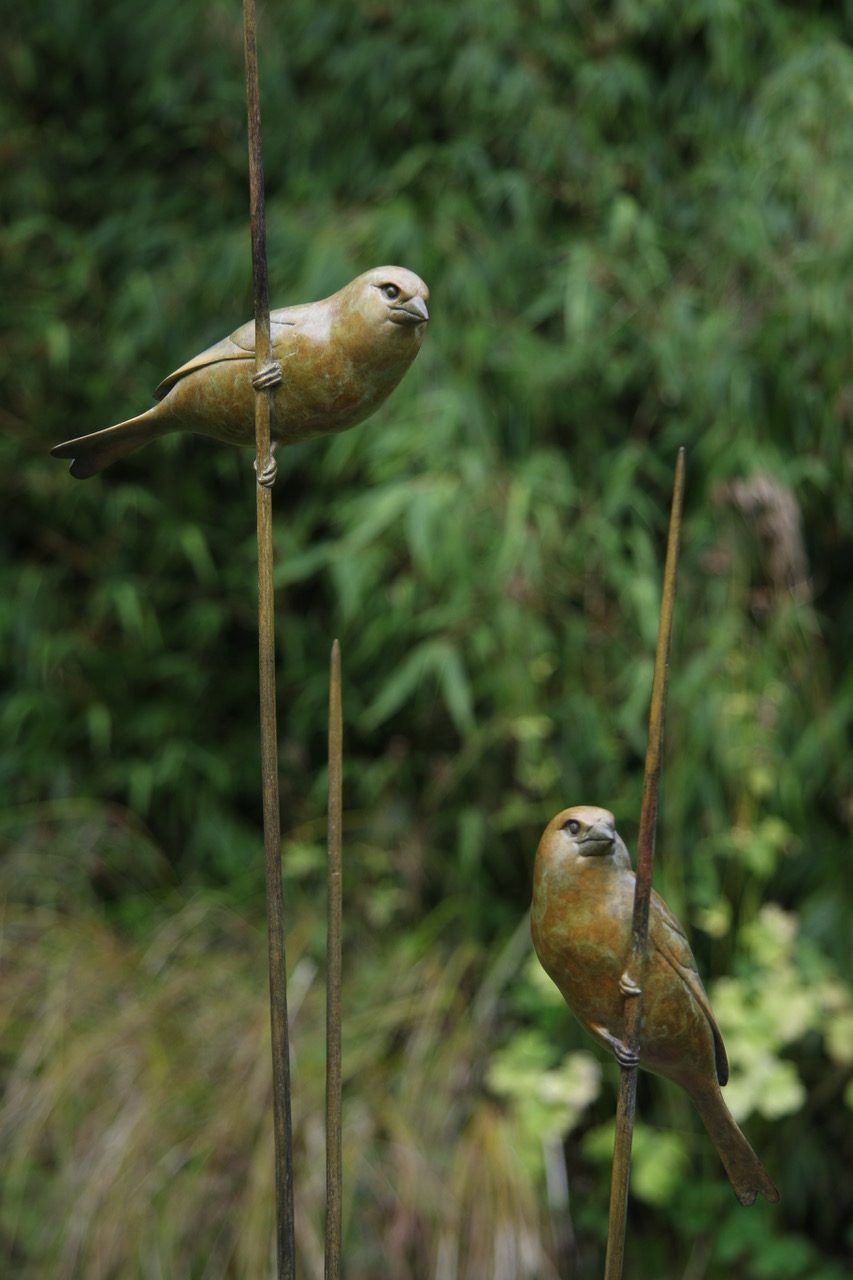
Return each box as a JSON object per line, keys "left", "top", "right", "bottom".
{"left": 531, "top": 805, "right": 779, "bottom": 1206}
{"left": 51, "top": 266, "right": 429, "bottom": 479}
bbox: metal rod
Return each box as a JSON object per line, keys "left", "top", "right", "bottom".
{"left": 325, "top": 640, "right": 343, "bottom": 1278}
{"left": 603, "top": 447, "right": 686, "bottom": 1280}
{"left": 242, "top": 2, "right": 295, "bottom": 1276}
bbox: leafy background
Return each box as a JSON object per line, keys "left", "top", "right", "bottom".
{"left": 2, "top": 1, "right": 852, "bottom": 1276}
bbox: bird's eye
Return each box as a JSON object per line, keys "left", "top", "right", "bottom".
{"left": 381, "top": 283, "right": 401, "bottom": 300}
{"left": 564, "top": 819, "right": 581, "bottom": 836}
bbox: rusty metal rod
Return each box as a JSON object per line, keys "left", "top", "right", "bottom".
{"left": 242, "top": 1, "right": 295, "bottom": 1275}
{"left": 603, "top": 447, "right": 686, "bottom": 1280}
{"left": 325, "top": 640, "right": 344, "bottom": 1278}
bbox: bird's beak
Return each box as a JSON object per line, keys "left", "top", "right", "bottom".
{"left": 390, "top": 296, "right": 429, "bottom": 325}
{"left": 578, "top": 820, "right": 616, "bottom": 856}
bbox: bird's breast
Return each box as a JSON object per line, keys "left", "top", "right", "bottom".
{"left": 532, "top": 860, "right": 634, "bottom": 1026}
{"left": 268, "top": 317, "right": 420, "bottom": 442}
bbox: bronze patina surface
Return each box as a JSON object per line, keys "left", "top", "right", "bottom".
{"left": 51, "top": 266, "right": 429, "bottom": 478}
{"left": 531, "top": 804, "right": 779, "bottom": 1206}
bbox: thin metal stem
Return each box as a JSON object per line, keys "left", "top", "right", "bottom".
{"left": 242, "top": 2, "right": 295, "bottom": 1276}
{"left": 603, "top": 447, "right": 686, "bottom": 1280}
{"left": 325, "top": 640, "right": 343, "bottom": 1278}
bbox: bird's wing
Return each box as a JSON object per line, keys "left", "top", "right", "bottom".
{"left": 153, "top": 309, "right": 299, "bottom": 401}
{"left": 650, "top": 888, "right": 729, "bottom": 1085}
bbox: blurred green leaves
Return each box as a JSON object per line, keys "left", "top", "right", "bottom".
{"left": 583, "top": 1120, "right": 689, "bottom": 1209}
{"left": 488, "top": 1031, "right": 601, "bottom": 1173}
{"left": 710, "top": 905, "right": 853, "bottom": 1122}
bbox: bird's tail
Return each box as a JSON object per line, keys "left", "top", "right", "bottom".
{"left": 690, "top": 1082, "right": 779, "bottom": 1205}
{"left": 51, "top": 406, "right": 172, "bottom": 479}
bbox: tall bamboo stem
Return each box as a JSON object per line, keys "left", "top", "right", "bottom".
{"left": 242, "top": 2, "right": 295, "bottom": 1275}
{"left": 603, "top": 447, "right": 686, "bottom": 1280}
{"left": 325, "top": 640, "right": 343, "bottom": 1278}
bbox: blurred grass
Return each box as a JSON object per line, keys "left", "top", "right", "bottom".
{"left": 0, "top": 828, "right": 572, "bottom": 1279}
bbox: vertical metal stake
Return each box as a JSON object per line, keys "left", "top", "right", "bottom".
{"left": 242, "top": 1, "right": 295, "bottom": 1276}
{"left": 603, "top": 447, "right": 686, "bottom": 1280}
{"left": 325, "top": 640, "right": 344, "bottom": 1278}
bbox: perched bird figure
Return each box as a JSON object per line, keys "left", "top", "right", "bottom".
{"left": 531, "top": 805, "right": 779, "bottom": 1206}
{"left": 51, "top": 266, "right": 429, "bottom": 480}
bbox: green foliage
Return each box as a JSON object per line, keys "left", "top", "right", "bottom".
{"left": 488, "top": 1031, "right": 601, "bottom": 1173}
{"left": 2, "top": 0, "right": 853, "bottom": 1274}
{"left": 710, "top": 904, "right": 853, "bottom": 1123}
{"left": 583, "top": 1120, "right": 689, "bottom": 1208}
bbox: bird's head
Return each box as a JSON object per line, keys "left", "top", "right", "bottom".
{"left": 536, "top": 805, "right": 631, "bottom": 872}
{"left": 343, "top": 266, "right": 430, "bottom": 341}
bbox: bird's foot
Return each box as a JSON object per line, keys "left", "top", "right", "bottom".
{"left": 613, "top": 1041, "right": 640, "bottom": 1069}
{"left": 252, "top": 361, "right": 283, "bottom": 391}
{"left": 619, "top": 972, "right": 642, "bottom": 998}
{"left": 254, "top": 443, "right": 278, "bottom": 489}
{"left": 590, "top": 1023, "right": 640, "bottom": 1069}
